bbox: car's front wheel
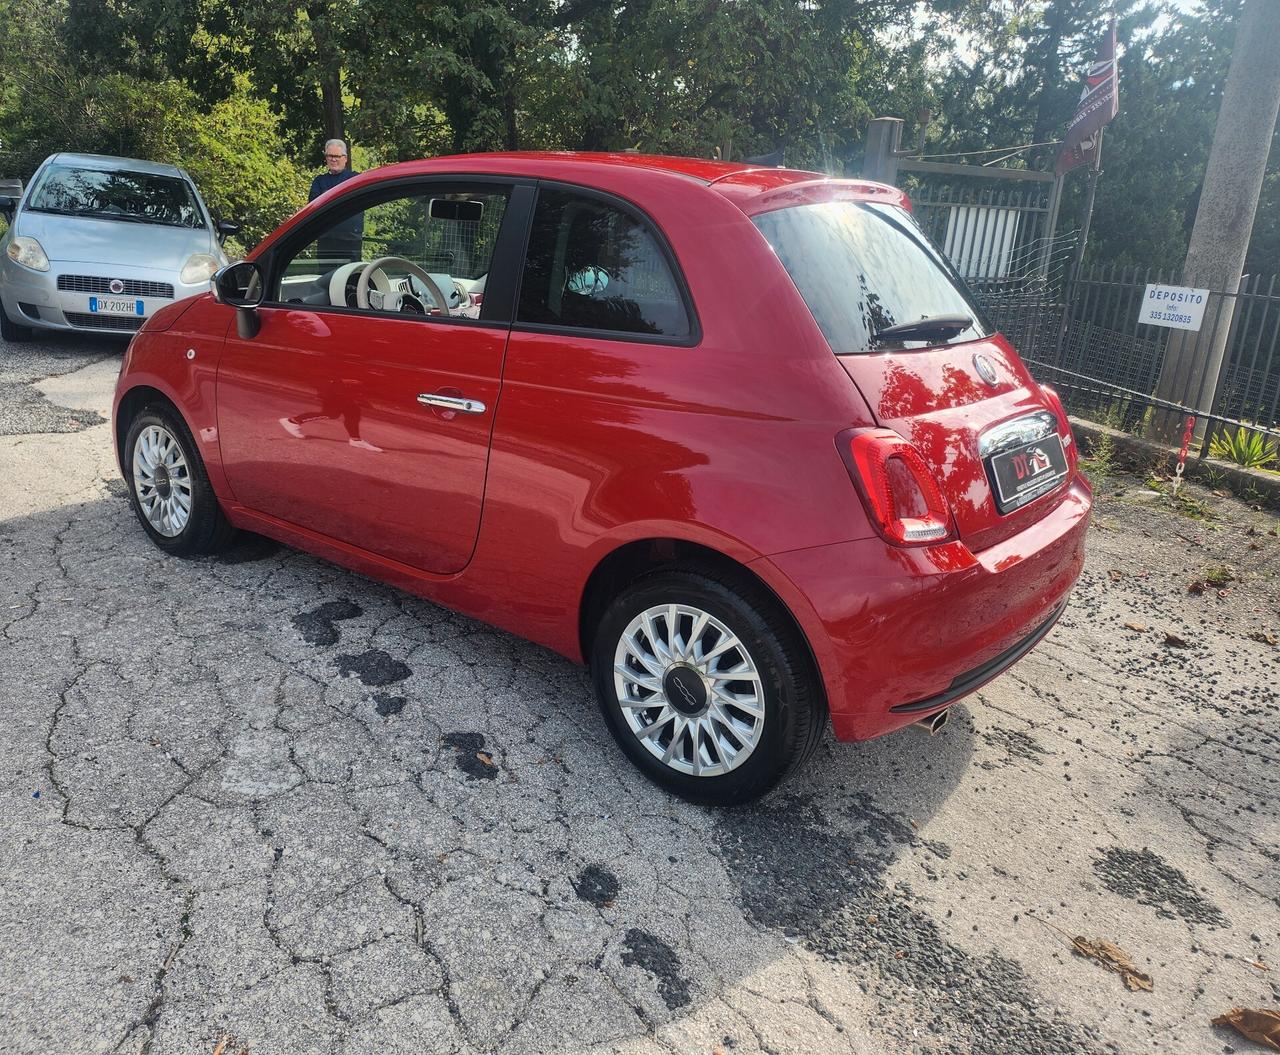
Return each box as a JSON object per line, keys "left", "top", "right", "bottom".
{"left": 0, "top": 302, "right": 32, "bottom": 342}
{"left": 592, "top": 569, "right": 825, "bottom": 805}
{"left": 123, "top": 405, "right": 234, "bottom": 556}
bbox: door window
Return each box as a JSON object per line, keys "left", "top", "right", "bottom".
{"left": 517, "top": 188, "right": 691, "bottom": 339}
{"left": 274, "top": 187, "right": 509, "bottom": 320}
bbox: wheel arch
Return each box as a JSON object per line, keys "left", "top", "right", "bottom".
{"left": 114, "top": 384, "right": 185, "bottom": 469}
{"left": 577, "top": 537, "right": 827, "bottom": 711}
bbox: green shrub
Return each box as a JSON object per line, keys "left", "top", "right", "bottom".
{"left": 1209, "top": 427, "right": 1279, "bottom": 470}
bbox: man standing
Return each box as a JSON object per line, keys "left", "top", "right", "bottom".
{"left": 310, "top": 139, "right": 362, "bottom": 262}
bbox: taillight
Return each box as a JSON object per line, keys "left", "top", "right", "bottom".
{"left": 839, "top": 428, "right": 953, "bottom": 546}
{"left": 1039, "top": 383, "right": 1077, "bottom": 460}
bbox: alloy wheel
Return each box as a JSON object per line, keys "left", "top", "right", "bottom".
{"left": 612, "top": 603, "right": 766, "bottom": 777}
{"left": 132, "top": 424, "right": 193, "bottom": 537}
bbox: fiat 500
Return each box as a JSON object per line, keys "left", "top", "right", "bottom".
{"left": 0, "top": 153, "right": 237, "bottom": 340}
{"left": 112, "top": 152, "right": 1090, "bottom": 804}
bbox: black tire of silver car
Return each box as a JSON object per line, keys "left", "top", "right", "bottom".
{"left": 592, "top": 568, "right": 825, "bottom": 805}
{"left": 0, "top": 302, "right": 32, "bottom": 342}
{"left": 124, "top": 405, "right": 235, "bottom": 556}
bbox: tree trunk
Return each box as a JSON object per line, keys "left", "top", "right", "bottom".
{"left": 503, "top": 87, "right": 519, "bottom": 151}
{"left": 320, "top": 66, "right": 345, "bottom": 148}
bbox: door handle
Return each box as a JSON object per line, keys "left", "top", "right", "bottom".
{"left": 417, "top": 393, "right": 486, "bottom": 414}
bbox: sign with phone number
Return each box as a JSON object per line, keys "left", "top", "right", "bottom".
{"left": 1137, "top": 283, "right": 1211, "bottom": 331}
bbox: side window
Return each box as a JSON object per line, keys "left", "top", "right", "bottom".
{"left": 274, "top": 187, "right": 508, "bottom": 319}
{"left": 517, "top": 189, "right": 690, "bottom": 338}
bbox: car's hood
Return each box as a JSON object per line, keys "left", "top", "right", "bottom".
{"left": 16, "top": 211, "right": 214, "bottom": 270}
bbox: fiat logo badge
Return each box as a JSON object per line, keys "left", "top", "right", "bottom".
{"left": 973, "top": 353, "right": 999, "bottom": 387}
{"left": 108, "top": 279, "right": 125, "bottom": 295}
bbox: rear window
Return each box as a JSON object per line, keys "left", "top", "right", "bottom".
{"left": 28, "top": 165, "right": 202, "bottom": 229}
{"left": 753, "top": 201, "right": 991, "bottom": 354}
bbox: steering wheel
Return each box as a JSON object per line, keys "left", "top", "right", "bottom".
{"left": 356, "top": 256, "right": 451, "bottom": 316}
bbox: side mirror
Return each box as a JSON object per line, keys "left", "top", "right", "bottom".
{"left": 215, "top": 218, "right": 241, "bottom": 242}
{"left": 213, "top": 261, "right": 264, "bottom": 338}
{"left": 0, "top": 196, "right": 15, "bottom": 220}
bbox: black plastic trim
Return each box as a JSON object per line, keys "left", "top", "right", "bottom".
{"left": 889, "top": 601, "right": 1067, "bottom": 714}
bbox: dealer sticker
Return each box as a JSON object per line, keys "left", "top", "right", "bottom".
{"left": 1137, "top": 283, "right": 1210, "bottom": 332}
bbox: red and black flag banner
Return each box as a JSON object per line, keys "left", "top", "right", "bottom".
{"left": 1056, "top": 17, "right": 1119, "bottom": 176}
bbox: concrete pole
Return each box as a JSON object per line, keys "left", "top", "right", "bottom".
{"left": 862, "top": 118, "right": 903, "bottom": 184}
{"left": 1153, "top": 0, "right": 1280, "bottom": 442}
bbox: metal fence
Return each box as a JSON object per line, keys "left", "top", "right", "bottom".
{"left": 967, "top": 266, "right": 1280, "bottom": 453}
{"left": 909, "top": 183, "right": 1062, "bottom": 284}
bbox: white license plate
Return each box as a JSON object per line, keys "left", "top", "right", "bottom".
{"left": 89, "top": 296, "right": 144, "bottom": 316}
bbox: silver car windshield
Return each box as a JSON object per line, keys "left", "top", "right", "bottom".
{"left": 26, "top": 165, "right": 202, "bottom": 229}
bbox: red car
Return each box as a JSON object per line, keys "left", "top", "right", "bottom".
{"left": 113, "top": 152, "right": 1091, "bottom": 804}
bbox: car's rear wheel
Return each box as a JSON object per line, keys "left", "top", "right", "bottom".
{"left": 592, "top": 568, "right": 825, "bottom": 804}
{"left": 123, "top": 405, "right": 234, "bottom": 556}
{"left": 0, "top": 302, "right": 32, "bottom": 342}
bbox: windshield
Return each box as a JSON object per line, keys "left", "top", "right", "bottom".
{"left": 28, "top": 165, "right": 202, "bottom": 229}
{"left": 753, "top": 201, "right": 992, "bottom": 354}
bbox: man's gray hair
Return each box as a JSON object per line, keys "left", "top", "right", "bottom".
{"left": 324, "top": 139, "right": 348, "bottom": 156}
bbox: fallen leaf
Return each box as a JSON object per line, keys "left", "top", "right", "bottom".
{"left": 1251, "top": 631, "right": 1279, "bottom": 647}
{"left": 475, "top": 751, "right": 495, "bottom": 767}
{"left": 1212, "top": 1007, "right": 1280, "bottom": 1051}
{"left": 894, "top": 950, "right": 907, "bottom": 959}
{"left": 1252, "top": 960, "right": 1271, "bottom": 973}
{"left": 1071, "top": 936, "right": 1153, "bottom": 992}
{"left": 1124, "top": 621, "right": 1148, "bottom": 632}
{"left": 1163, "top": 633, "right": 1191, "bottom": 649}
{"left": 1188, "top": 581, "right": 1206, "bottom": 595}
{"left": 212, "top": 1038, "right": 229, "bottom": 1055}
{"left": 865, "top": 914, "right": 878, "bottom": 925}
{"left": 1109, "top": 569, "right": 1124, "bottom": 582}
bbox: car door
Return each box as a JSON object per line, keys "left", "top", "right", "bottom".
{"left": 216, "top": 178, "right": 532, "bottom": 575}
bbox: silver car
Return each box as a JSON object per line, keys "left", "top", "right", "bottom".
{"left": 0, "top": 153, "right": 237, "bottom": 340}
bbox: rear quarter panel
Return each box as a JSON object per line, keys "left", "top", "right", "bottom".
{"left": 464, "top": 178, "right": 881, "bottom": 659}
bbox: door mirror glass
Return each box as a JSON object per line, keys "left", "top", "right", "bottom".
{"left": 214, "top": 261, "right": 263, "bottom": 307}
{"left": 216, "top": 218, "right": 242, "bottom": 241}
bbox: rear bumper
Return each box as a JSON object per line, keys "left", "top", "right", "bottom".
{"left": 751, "top": 475, "right": 1091, "bottom": 741}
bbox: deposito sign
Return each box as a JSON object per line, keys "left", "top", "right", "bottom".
{"left": 1138, "top": 283, "right": 1211, "bottom": 331}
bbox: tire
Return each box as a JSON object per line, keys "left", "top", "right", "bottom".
{"left": 0, "top": 301, "right": 32, "bottom": 342}
{"left": 123, "top": 405, "right": 235, "bottom": 556}
{"left": 592, "top": 568, "right": 826, "bottom": 805}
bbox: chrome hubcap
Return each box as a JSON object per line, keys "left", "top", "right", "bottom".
{"left": 132, "top": 425, "right": 192, "bottom": 537}
{"left": 613, "top": 604, "right": 765, "bottom": 777}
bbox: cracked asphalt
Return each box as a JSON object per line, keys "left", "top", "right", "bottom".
{"left": 1, "top": 332, "right": 1277, "bottom": 1055}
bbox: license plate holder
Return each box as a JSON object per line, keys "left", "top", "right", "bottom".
{"left": 89, "top": 296, "right": 144, "bottom": 316}
{"left": 987, "top": 434, "right": 1069, "bottom": 514}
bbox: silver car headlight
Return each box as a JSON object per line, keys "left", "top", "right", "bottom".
{"left": 6, "top": 236, "right": 50, "bottom": 272}
{"left": 180, "top": 253, "right": 221, "bottom": 285}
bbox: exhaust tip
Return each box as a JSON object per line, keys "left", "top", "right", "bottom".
{"left": 913, "top": 708, "right": 950, "bottom": 735}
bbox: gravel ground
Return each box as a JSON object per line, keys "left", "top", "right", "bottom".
{"left": 0, "top": 336, "right": 1277, "bottom": 1055}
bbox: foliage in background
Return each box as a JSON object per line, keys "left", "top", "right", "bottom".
{"left": 0, "top": 0, "right": 1276, "bottom": 274}
{"left": 0, "top": 0, "right": 307, "bottom": 245}
{"left": 1209, "top": 427, "right": 1280, "bottom": 470}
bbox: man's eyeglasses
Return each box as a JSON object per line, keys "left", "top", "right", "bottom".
{"left": 325, "top": 153, "right": 347, "bottom": 160}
